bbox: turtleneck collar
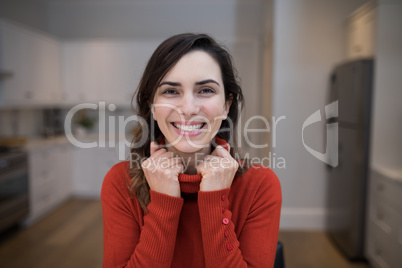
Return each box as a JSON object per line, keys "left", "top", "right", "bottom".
{"left": 158, "top": 136, "right": 229, "bottom": 194}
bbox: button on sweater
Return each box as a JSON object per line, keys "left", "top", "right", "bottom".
{"left": 101, "top": 155, "right": 281, "bottom": 267}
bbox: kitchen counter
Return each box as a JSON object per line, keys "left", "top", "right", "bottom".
{"left": 25, "top": 132, "right": 135, "bottom": 151}
{"left": 25, "top": 135, "right": 70, "bottom": 150}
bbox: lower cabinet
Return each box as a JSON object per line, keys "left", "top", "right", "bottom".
{"left": 25, "top": 138, "right": 126, "bottom": 225}
{"left": 72, "top": 146, "right": 120, "bottom": 198}
{"left": 366, "top": 167, "right": 402, "bottom": 268}
{"left": 25, "top": 142, "right": 73, "bottom": 225}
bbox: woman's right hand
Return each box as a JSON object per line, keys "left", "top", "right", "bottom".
{"left": 141, "top": 141, "right": 183, "bottom": 198}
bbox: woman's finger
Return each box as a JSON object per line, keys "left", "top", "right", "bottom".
{"left": 211, "top": 145, "right": 231, "bottom": 158}
{"left": 150, "top": 141, "right": 159, "bottom": 155}
{"left": 204, "top": 155, "right": 214, "bottom": 161}
{"left": 155, "top": 156, "right": 183, "bottom": 170}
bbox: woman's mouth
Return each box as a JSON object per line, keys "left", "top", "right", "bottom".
{"left": 171, "top": 122, "right": 207, "bottom": 136}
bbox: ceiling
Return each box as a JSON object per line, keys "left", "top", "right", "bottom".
{"left": 18, "top": 0, "right": 250, "bottom": 3}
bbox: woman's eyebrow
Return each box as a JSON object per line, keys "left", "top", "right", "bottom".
{"left": 195, "top": 79, "right": 220, "bottom": 86}
{"left": 159, "top": 79, "right": 220, "bottom": 87}
{"left": 159, "top": 81, "right": 181, "bottom": 87}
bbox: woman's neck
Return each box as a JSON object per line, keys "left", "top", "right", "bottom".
{"left": 166, "top": 144, "right": 211, "bottom": 175}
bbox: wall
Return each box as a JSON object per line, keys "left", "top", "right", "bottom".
{"left": 271, "top": 0, "right": 369, "bottom": 229}
{"left": 261, "top": 0, "right": 274, "bottom": 159}
{"left": 370, "top": 0, "right": 402, "bottom": 170}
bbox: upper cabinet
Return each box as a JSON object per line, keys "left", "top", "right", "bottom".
{"left": 0, "top": 18, "right": 160, "bottom": 108}
{"left": 0, "top": 19, "right": 261, "bottom": 112}
{"left": 61, "top": 41, "right": 160, "bottom": 107}
{"left": 0, "top": 19, "right": 62, "bottom": 107}
{"left": 346, "top": 2, "right": 377, "bottom": 60}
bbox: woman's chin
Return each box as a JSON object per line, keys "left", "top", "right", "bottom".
{"left": 169, "top": 141, "right": 210, "bottom": 154}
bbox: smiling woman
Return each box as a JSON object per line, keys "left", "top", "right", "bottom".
{"left": 101, "top": 33, "right": 282, "bottom": 268}
{"left": 152, "top": 50, "right": 230, "bottom": 159}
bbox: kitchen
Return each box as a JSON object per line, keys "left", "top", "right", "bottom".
{"left": 0, "top": 0, "right": 401, "bottom": 267}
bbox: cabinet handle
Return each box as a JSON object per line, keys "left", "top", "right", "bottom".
{"left": 0, "top": 71, "right": 14, "bottom": 80}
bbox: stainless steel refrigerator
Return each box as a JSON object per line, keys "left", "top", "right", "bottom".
{"left": 326, "top": 59, "right": 374, "bottom": 260}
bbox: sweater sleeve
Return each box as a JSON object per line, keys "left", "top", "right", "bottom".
{"left": 101, "top": 164, "right": 184, "bottom": 268}
{"left": 197, "top": 168, "right": 282, "bottom": 268}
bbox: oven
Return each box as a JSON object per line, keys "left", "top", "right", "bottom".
{"left": 0, "top": 151, "right": 29, "bottom": 233}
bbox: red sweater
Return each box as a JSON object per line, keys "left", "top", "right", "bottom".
{"left": 101, "top": 161, "right": 281, "bottom": 268}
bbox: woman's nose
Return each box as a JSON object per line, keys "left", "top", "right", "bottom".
{"left": 178, "top": 93, "right": 200, "bottom": 118}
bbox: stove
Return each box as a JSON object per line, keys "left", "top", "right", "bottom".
{"left": 0, "top": 150, "right": 29, "bottom": 233}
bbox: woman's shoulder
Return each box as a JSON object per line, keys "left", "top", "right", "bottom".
{"left": 101, "top": 161, "right": 131, "bottom": 200}
{"left": 234, "top": 164, "right": 281, "bottom": 197}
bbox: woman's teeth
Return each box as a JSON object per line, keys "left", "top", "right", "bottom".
{"left": 173, "top": 123, "right": 204, "bottom": 132}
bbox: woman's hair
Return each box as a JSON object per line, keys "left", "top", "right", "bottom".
{"left": 128, "top": 33, "right": 245, "bottom": 211}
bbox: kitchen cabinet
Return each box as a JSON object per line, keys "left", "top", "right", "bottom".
{"left": 72, "top": 145, "right": 120, "bottom": 197}
{"left": 366, "top": 167, "right": 402, "bottom": 268}
{"left": 0, "top": 19, "right": 62, "bottom": 107}
{"left": 61, "top": 41, "right": 160, "bottom": 107}
{"left": 25, "top": 142, "right": 73, "bottom": 225}
{"left": 346, "top": 2, "right": 376, "bottom": 59}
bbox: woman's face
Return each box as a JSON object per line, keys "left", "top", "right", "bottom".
{"left": 152, "top": 50, "right": 231, "bottom": 154}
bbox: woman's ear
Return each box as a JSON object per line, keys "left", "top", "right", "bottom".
{"left": 150, "top": 102, "right": 157, "bottom": 121}
{"left": 223, "top": 94, "right": 233, "bottom": 119}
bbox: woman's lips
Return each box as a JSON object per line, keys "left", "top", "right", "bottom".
{"left": 171, "top": 122, "right": 207, "bottom": 137}
{"left": 172, "top": 121, "right": 205, "bottom": 126}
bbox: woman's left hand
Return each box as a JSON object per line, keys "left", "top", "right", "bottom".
{"left": 197, "top": 145, "right": 239, "bottom": 192}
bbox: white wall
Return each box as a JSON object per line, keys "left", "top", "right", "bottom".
{"left": 370, "top": 1, "right": 402, "bottom": 170}
{"left": 271, "top": 0, "right": 369, "bottom": 229}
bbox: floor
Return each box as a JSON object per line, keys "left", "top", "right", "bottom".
{"left": 0, "top": 199, "right": 371, "bottom": 268}
{"left": 278, "top": 232, "right": 370, "bottom": 268}
{"left": 0, "top": 199, "right": 103, "bottom": 268}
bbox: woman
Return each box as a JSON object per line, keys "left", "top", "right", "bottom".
{"left": 101, "top": 33, "right": 282, "bottom": 268}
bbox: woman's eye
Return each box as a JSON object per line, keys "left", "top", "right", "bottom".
{"left": 162, "top": 89, "right": 178, "bottom": 95}
{"left": 199, "top": 88, "right": 215, "bottom": 94}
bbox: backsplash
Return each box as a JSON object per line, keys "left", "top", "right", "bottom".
{"left": 0, "top": 109, "right": 43, "bottom": 137}
{"left": 0, "top": 107, "right": 137, "bottom": 139}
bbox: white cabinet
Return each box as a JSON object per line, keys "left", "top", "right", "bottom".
{"left": 26, "top": 142, "right": 73, "bottom": 225}
{"left": 346, "top": 2, "right": 376, "bottom": 59}
{"left": 0, "top": 20, "right": 33, "bottom": 104}
{"left": 0, "top": 19, "right": 62, "bottom": 107}
{"left": 30, "top": 32, "right": 62, "bottom": 103}
{"left": 73, "top": 145, "right": 119, "bottom": 197}
{"left": 61, "top": 41, "right": 160, "bottom": 107}
{"left": 366, "top": 167, "right": 402, "bottom": 268}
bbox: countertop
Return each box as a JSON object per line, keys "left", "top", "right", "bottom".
{"left": 25, "top": 132, "right": 134, "bottom": 151}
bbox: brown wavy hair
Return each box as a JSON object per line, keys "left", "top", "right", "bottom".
{"left": 128, "top": 33, "right": 245, "bottom": 211}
